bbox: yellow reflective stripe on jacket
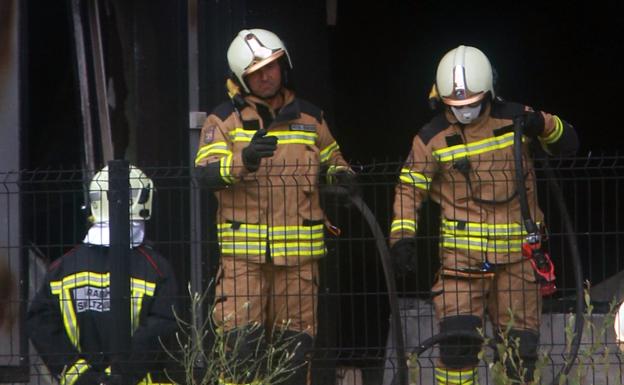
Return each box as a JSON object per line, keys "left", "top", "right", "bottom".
{"left": 218, "top": 223, "right": 268, "bottom": 255}
{"left": 270, "top": 130, "right": 316, "bottom": 145}
{"left": 130, "top": 278, "right": 156, "bottom": 332}
{"left": 219, "top": 242, "right": 265, "bottom": 254}
{"left": 219, "top": 153, "right": 235, "bottom": 184}
{"left": 269, "top": 224, "right": 324, "bottom": 241}
{"left": 218, "top": 223, "right": 324, "bottom": 241}
{"left": 217, "top": 223, "right": 326, "bottom": 257}
{"left": 220, "top": 241, "right": 327, "bottom": 257}
{"left": 435, "top": 367, "right": 477, "bottom": 385}
{"left": 441, "top": 235, "right": 523, "bottom": 253}
{"left": 391, "top": 219, "right": 417, "bottom": 234}
{"left": 271, "top": 240, "right": 327, "bottom": 258}
{"left": 220, "top": 241, "right": 266, "bottom": 255}
{"left": 50, "top": 272, "right": 156, "bottom": 347}
{"left": 441, "top": 219, "right": 526, "bottom": 238}
{"left": 230, "top": 128, "right": 317, "bottom": 145}
{"left": 433, "top": 132, "right": 515, "bottom": 162}
{"left": 195, "top": 141, "right": 231, "bottom": 165}
{"left": 61, "top": 358, "right": 90, "bottom": 385}
{"left": 320, "top": 141, "right": 339, "bottom": 163}
{"left": 399, "top": 168, "right": 431, "bottom": 190}
{"left": 217, "top": 223, "right": 268, "bottom": 239}
{"left": 50, "top": 273, "right": 112, "bottom": 349}
{"left": 229, "top": 128, "right": 254, "bottom": 142}
{"left": 541, "top": 115, "right": 564, "bottom": 144}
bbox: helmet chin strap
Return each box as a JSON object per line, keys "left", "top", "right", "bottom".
{"left": 451, "top": 103, "right": 482, "bottom": 124}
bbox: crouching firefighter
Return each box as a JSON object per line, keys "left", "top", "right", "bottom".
{"left": 193, "top": 28, "right": 357, "bottom": 385}
{"left": 389, "top": 45, "right": 578, "bottom": 384}
{"left": 27, "top": 165, "right": 179, "bottom": 385}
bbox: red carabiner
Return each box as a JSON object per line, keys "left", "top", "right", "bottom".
{"left": 522, "top": 241, "right": 557, "bottom": 296}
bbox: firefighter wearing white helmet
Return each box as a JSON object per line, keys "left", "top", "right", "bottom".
{"left": 194, "top": 28, "right": 357, "bottom": 385}
{"left": 27, "top": 164, "right": 178, "bottom": 385}
{"left": 89, "top": 164, "right": 153, "bottom": 223}
{"left": 227, "top": 28, "right": 292, "bottom": 94}
{"left": 390, "top": 45, "right": 579, "bottom": 384}
{"left": 435, "top": 45, "right": 495, "bottom": 124}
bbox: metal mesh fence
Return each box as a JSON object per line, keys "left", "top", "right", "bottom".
{"left": 0, "top": 156, "right": 623, "bottom": 384}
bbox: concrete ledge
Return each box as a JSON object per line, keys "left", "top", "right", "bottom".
{"left": 382, "top": 298, "right": 623, "bottom": 385}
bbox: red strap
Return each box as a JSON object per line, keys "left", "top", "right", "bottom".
{"left": 136, "top": 247, "right": 163, "bottom": 277}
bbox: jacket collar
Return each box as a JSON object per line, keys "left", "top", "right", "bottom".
{"left": 244, "top": 88, "right": 300, "bottom": 126}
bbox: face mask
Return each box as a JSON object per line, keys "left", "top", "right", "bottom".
{"left": 451, "top": 104, "right": 482, "bottom": 124}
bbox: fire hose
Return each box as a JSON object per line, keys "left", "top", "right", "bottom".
{"left": 321, "top": 185, "right": 409, "bottom": 385}
{"left": 513, "top": 117, "right": 584, "bottom": 384}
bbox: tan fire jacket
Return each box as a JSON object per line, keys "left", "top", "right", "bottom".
{"left": 390, "top": 99, "right": 578, "bottom": 269}
{"left": 195, "top": 88, "right": 350, "bottom": 265}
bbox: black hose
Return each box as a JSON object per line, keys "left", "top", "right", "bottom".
{"left": 350, "top": 193, "right": 409, "bottom": 385}
{"left": 513, "top": 119, "right": 585, "bottom": 384}
{"left": 322, "top": 186, "right": 409, "bottom": 385}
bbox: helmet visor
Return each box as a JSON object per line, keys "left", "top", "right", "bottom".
{"left": 243, "top": 50, "right": 285, "bottom": 77}
{"left": 442, "top": 91, "right": 486, "bottom": 107}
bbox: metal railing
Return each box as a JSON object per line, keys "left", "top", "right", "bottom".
{"left": 0, "top": 156, "right": 623, "bottom": 384}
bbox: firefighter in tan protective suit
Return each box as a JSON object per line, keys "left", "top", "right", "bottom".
{"left": 194, "top": 29, "right": 356, "bottom": 385}
{"left": 390, "top": 45, "right": 578, "bottom": 384}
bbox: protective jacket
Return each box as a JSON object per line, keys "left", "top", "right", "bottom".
{"left": 390, "top": 99, "right": 578, "bottom": 269}
{"left": 27, "top": 243, "right": 178, "bottom": 385}
{"left": 194, "top": 88, "right": 350, "bottom": 265}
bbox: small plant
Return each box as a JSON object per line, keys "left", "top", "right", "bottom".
{"left": 162, "top": 283, "right": 305, "bottom": 385}
{"left": 482, "top": 282, "right": 619, "bottom": 385}
{"left": 403, "top": 282, "right": 620, "bottom": 385}
{"left": 556, "top": 282, "right": 618, "bottom": 385}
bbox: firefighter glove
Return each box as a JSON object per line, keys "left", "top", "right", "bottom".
{"left": 333, "top": 170, "right": 360, "bottom": 197}
{"left": 391, "top": 238, "right": 418, "bottom": 278}
{"left": 515, "top": 111, "right": 545, "bottom": 138}
{"left": 242, "top": 128, "right": 278, "bottom": 172}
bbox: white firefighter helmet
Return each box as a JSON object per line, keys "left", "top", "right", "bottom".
{"left": 89, "top": 165, "right": 153, "bottom": 223}
{"left": 227, "top": 28, "right": 292, "bottom": 93}
{"left": 435, "top": 45, "right": 495, "bottom": 107}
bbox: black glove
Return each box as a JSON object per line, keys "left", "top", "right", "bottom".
{"left": 321, "top": 170, "right": 361, "bottom": 208}
{"left": 333, "top": 170, "right": 360, "bottom": 197}
{"left": 242, "top": 128, "right": 278, "bottom": 172}
{"left": 515, "top": 111, "right": 545, "bottom": 138}
{"left": 391, "top": 238, "right": 418, "bottom": 278}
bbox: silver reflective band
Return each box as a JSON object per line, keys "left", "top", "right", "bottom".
{"left": 451, "top": 104, "right": 482, "bottom": 124}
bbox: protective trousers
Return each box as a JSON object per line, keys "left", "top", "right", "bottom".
{"left": 432, "top": 259, "right": 541, "bottom": 384}
{"left": 213, "top": 257, "right": 318, "bottom": 384}
{"left": 213, "top": 257, "right": 318, "bottom": 335}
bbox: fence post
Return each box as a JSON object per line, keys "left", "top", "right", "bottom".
{"left": 108, "top": 160, "right": 131, "bottom": 375}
